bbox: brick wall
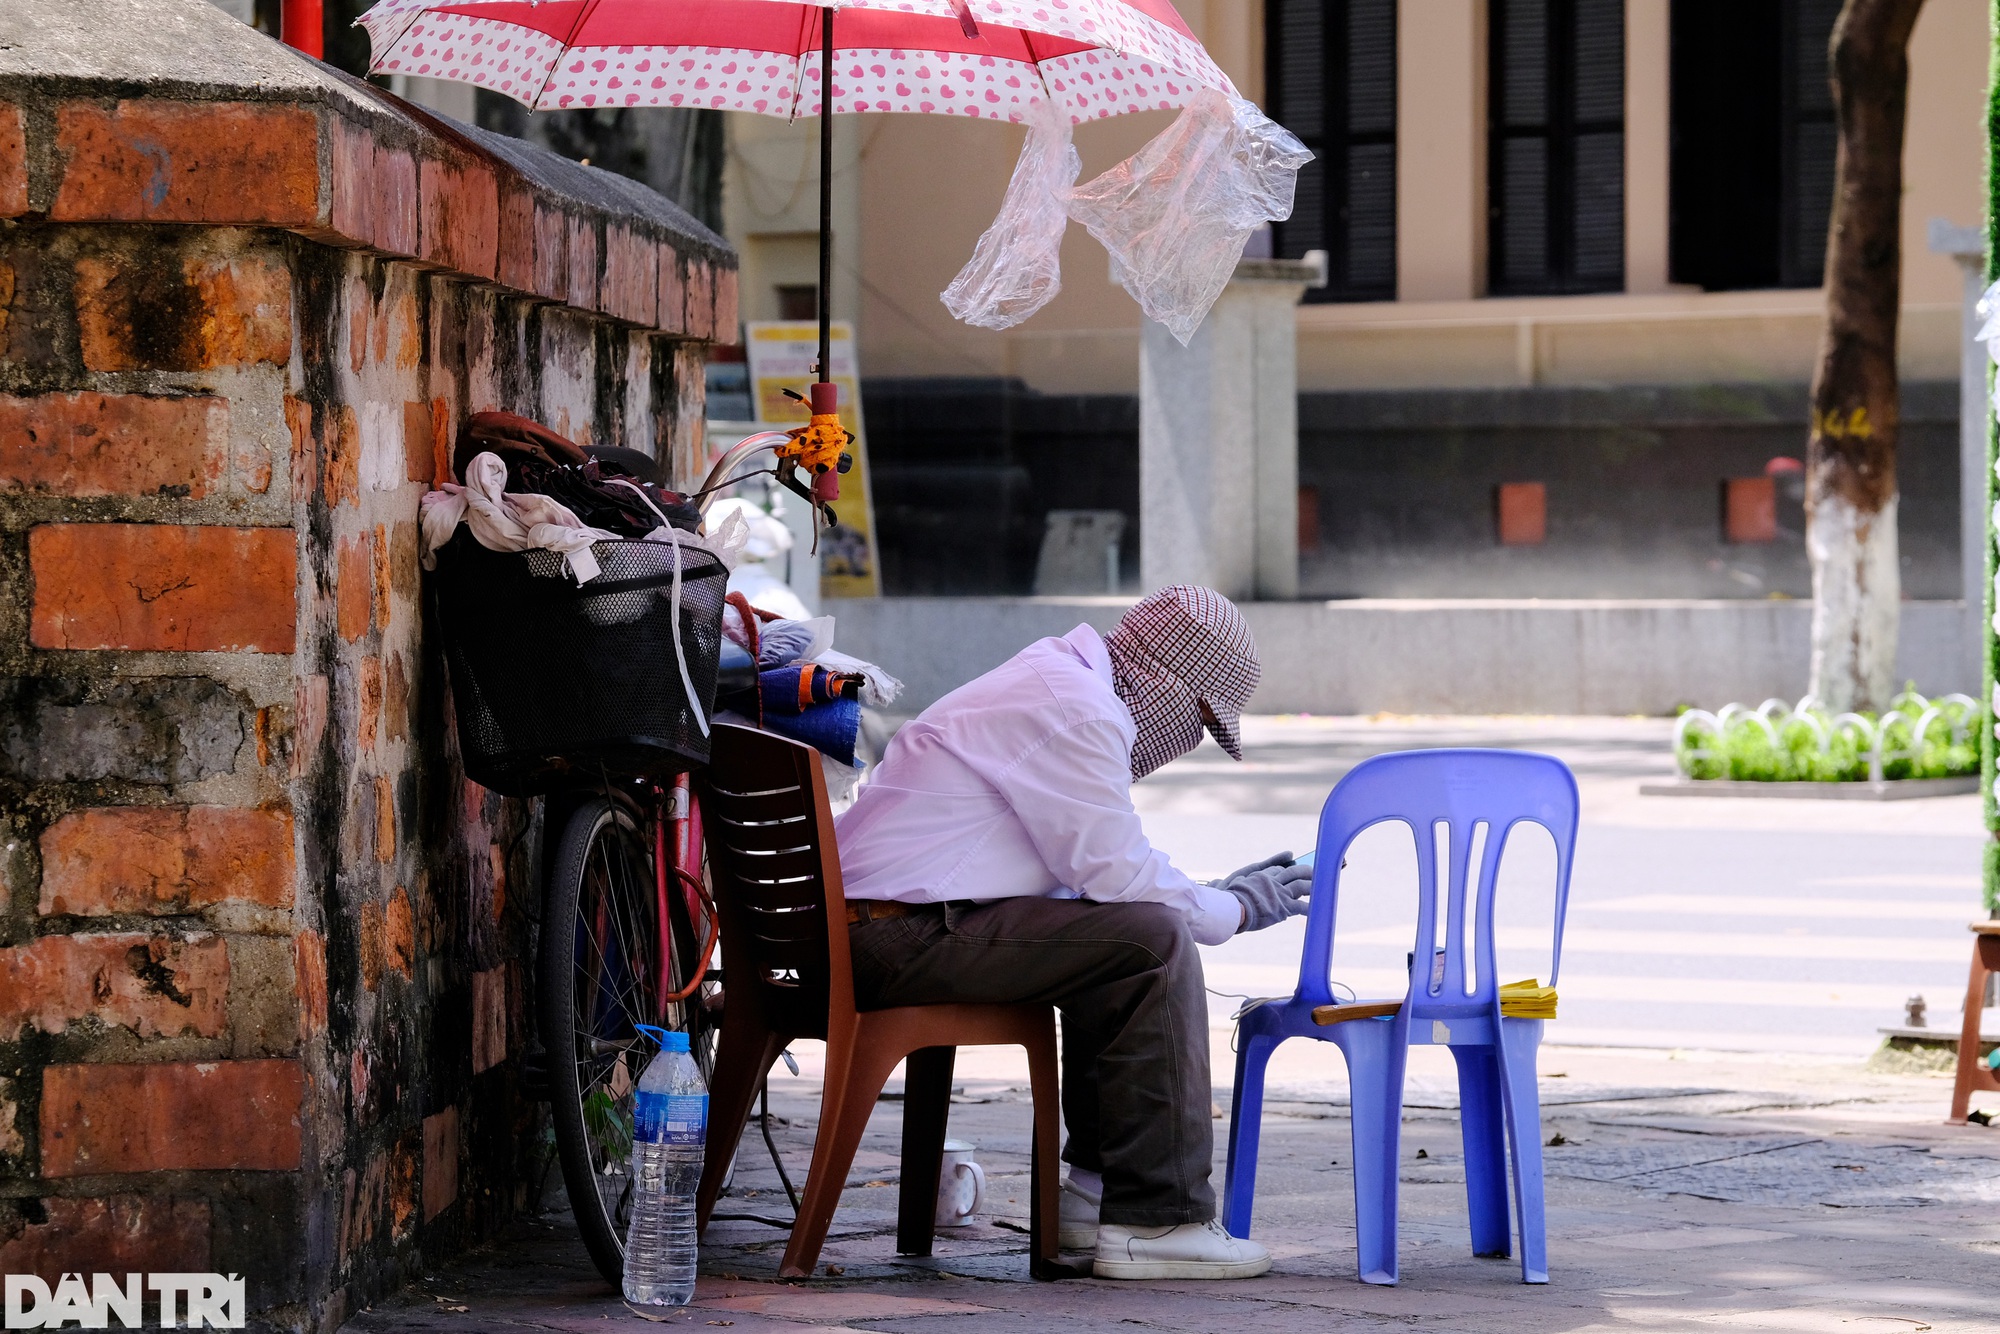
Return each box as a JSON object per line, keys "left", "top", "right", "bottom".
{"left": 0, "top": 6, "right": 734, "bottom": 1327}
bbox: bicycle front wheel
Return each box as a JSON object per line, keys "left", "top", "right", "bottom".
{"left": 541, "top": 796, "right": 666, "bottom": 1285}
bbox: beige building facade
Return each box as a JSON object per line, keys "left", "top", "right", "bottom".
{"left": 722, "top": 0, "right": 1988, "bottom": 397}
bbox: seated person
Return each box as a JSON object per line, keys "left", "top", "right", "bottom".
{"left": 835, "top": 586, "right": 1311, "bottom": 1279}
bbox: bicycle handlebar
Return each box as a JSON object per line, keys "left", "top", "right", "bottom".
{"left": 696, "top": 431, "right": 795, "bottom": 515}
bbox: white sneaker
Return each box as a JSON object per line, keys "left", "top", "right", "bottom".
{"left": 1059, "top": 1177, "right": 1101, "bottom": 1250}
{"left": 1093, "top": 1219, "right": 1273, "bottom": 1280}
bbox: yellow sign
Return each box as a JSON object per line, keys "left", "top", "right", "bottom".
{"left": 745, "top": 321, "right": 881, "bottom": 599}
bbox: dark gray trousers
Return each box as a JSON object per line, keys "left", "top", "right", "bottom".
{"left": 847, "top": 896, "right": 1215, "bottom": 1227}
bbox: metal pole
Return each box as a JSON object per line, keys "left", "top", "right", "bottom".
{"left": 282, "top": 0, "right": 324, "bottom": 58}
{"left": 818, "top": 6, "right": 834, "bottom": 386}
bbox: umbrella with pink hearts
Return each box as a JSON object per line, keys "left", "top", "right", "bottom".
{"left": 356, "top": 0, "right": 1266, "bottom": 415}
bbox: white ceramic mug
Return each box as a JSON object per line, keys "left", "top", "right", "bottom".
{"left": 934, "top": 1139, "right": 986, "bottom": 1227}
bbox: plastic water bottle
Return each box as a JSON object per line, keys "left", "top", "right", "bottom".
{"left": 624, "top": 1024, "right": 707, "bottom": 1308}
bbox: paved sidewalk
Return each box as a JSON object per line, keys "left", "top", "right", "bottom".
{"left": 353, "top": 1049, "right": 2000, "bottom": 1333}
{"left": 351, "top": 716, "right": 2000, "bottom": 1333}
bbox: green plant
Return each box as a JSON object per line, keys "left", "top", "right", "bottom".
{"left": 1673, "top": 689, "right": 1984, "bottom": 783}
{"left": 581, "top": 1086, "right": 632, "bottom": 1162}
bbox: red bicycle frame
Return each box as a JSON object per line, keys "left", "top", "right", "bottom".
{"left": 653, "top": 773, "right": 717, "bottom": 1006}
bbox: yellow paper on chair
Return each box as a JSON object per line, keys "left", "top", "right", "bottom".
{"left": 1499, "top": 979, "right": 1558, "bottom": 1020}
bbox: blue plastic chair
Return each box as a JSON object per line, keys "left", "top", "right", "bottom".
{"left": 1222, "top": 749, "right": 1578, "bottom": 1286}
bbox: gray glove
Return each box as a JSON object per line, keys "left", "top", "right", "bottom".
{"left": 1216, "top": 852, "right": 1313, "bottom": 933}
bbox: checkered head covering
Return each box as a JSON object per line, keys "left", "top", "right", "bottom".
{"left": 1104, "top": 586, "right": 1260, "bottom": 781}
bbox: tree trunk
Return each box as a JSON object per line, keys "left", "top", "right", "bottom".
{"left": 1806, "top": 0, "right": 1925, "bottom": 712}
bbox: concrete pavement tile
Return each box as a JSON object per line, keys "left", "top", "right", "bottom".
{"left": 699, "top": 1290, "right": 995, "bottom": 1320}
{"left": 1679, "top": 1308, "right": 1972, "bottom": 1332}
{"left": 1589, "top": 1227, "right": 1797, "bottom": 1251}
{"left": 900, "top": 1284, "right": 1414, "bottom": 1332}
{"left": 538, "top": 1313, "right": 865, "bottom": 1333}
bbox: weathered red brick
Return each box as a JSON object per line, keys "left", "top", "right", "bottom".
{"left": 347, "top": 276, "right": 368, "bottom": 372}
{"left": 0, "top": 932, "right": 228, "bottom": 1040}
{"left": 337, "top": 530, "right": 372, "bottom": 642}
{"left": 429, "top": 400, "right": 452, "bottom": 485}
{"left": 359, "top": 898, "right": 385, "bottom": 993}
{"left": 39, "top": 806, "right": 294, "bottom": 917}
{"left": 193, "top": 253, "right": 293, "bottom": 364}
{"left": 330, "top": 118, "right": 373, "bottom": 247}
{"left": 295, "top": 930, "right": 327, "bottom": 1035}
{"left": 0, "top": 392, "right": 228, "bottom": 497}
{"left": 358, "top": 655, "right": 382, "bottom": 753}
{"left": 390, "top": 519, "right": 421, "bottom": 603}
{"left": 684, "top": 260, "right": 715, "bottom": 341}
{"left": 488, "top": 841, "right": 508, "bottom": 921}
{"left": 359, "top": 888, "right": 412, "bottom": 990}
{"left": 423, "top": 1106, "right": 459, "bottom": 1220}
{"left": 325, "top": 404, "right": 360, "bottom": 506}
{"left": 338, "top": 1153, "right": 388, "bottom": 1263}
{"left": 52, "top": 101, "right": 319, "bottom": 225}
{"left": 497, "top": 184, "right": 536, "bottom": 294}
{"left": 566, "top": 215, "right": 598, "bottom": 311}
{"left": 601, "top": 225, "right": 657, "bottom": 326}
{"left": 292, "top": 673, "right": 329, "bottom": 781}
{"left": 472, "top": 966, "right": 506, "bottom": 1074}
{"left": 390, "top": 1132, "right": 420, "bottom": 1238}
{"left": 29, "top": 523, "right": 297, "bottom": 653}
{"left": 418, "top": 156, "right": 499, "bottom": 280}
{"left": 285, "top": 394, "right": 317, "bottom": 503}
{"left": 385, "top": 886, "right": 414, "bottom": 980}
{"left": 0, "top": 257, "right": 16, "bottom": 357}
{"left": 0, "top": 1196, "right": 211, "bottom": 1281}
{"left": 657, "top": 246, "right": 684, "bottom": 335}
{"left": 373, "top": 522, "right": 393, "bottom": 631}
{"left": 377, "top": 147, "right": 420, "bottom": 256}
{"left": 42, "top": 1060, "right": 303, "bottom": 1176}
{"left": 376, "top": 285, "right": 421, "bottom": 372}
{"left": 401, "top": 401, "right": 434, "bottom": 484}
{"left": 533, "top": 201, "right": 569, "bottom": 302}
{"left": 74, "top": 251, "right": 292, "bottom": 371}
{"left": 332, "top": 123, "right": 418, "bottom": 257}
{"left": 0, "top": 103, "right": 25, "bottom": 219}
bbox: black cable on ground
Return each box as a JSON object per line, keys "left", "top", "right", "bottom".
{"left": 706, "top": 1079, "right": 801, "bottom": 1229}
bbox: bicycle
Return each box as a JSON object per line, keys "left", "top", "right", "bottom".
{"left": 535, "top": 773, "right": 721, "bottom": 1284}
{"left": 489, "top": 430, "right": 816, "bottom": 1285}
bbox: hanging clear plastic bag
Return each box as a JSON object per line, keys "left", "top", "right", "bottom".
{"left": 1066, "top": 88, "right": 1313, "bottom": 345}
{"left": 941, "top": 98, "right": 1081, "bottom": 330}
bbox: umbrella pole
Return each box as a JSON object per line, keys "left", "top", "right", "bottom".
{"left": 817, "top": 6, "right": 834, "bottom": 389}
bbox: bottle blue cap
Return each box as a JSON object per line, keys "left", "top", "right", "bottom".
{"left": 635, "top": 1023, "right": 689, "bottom": 1053}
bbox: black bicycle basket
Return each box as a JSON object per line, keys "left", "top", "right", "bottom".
{"left": 429, "top": 527, "right": 728, "bottom": 796}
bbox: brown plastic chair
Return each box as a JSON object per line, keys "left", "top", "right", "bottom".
{"left": 693, "top": 723, "right": 1063, "bottom": 1278}
{"left": 1948, "top": 920, "right": 2000, "bottom": 1123}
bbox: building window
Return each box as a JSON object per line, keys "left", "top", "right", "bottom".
{"left": 776, "top": 284, "right": 819, "bottom": 321}
{"left": 1488, "top": 0, "right": 1625, "bottom": 295}
{"left": 1669, "top": 0, "right": 1838, "bottom": 291}
{"left": 1266, "top": 0, "right": 1397, "bottom": 303}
